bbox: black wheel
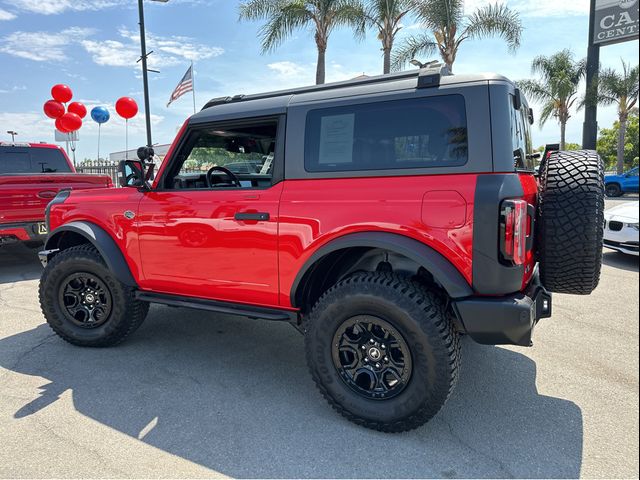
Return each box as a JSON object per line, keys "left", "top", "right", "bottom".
{"left": 39, "top": 244, "right": 149, "bottom": 347}
{"left": 537, "top": 150, "right": 605, "bottom": 294}
{"left": 305, "top": 272, "right": 460, "bottom": 433}
{"left": 605, "top": 183, "right": 623, "bottom": 198}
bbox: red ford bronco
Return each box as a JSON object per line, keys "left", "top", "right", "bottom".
{"left": 0, "top": 142, "right": 113, "bottom": 248}
{"left": 39, "top": 67, "right": 605, "bottom": 432}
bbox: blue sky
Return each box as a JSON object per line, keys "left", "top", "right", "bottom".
{"left": 0, "top": 0, "right": 638, "bottom": 162}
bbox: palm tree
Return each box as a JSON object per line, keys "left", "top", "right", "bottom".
{"left": 518, "top": 50, "right": 586, "bottom": 151}
{"left": 595, "top": 60, "right": 639, "bottom": 174}
{"left": 391, "top": 0, "right": 522, "bottom": 73}
{"left": 239, "top": 0, "right": 365, "bottom": 85}
{"left": 363, "top": 0, "right": 413, "bottom": 74}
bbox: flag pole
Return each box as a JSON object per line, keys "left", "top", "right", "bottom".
{"left": 191, "top": 61, "right": 196, "bottom": 115}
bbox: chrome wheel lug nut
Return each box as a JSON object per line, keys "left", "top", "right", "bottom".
{"left": 381, "top": 344, "right": 386, "bottom": 349}
{"left": 384, "top": 356, "right": 388, "bottom": 362}
{"left": 364, "top": 358, "right": 369, "bottom": 363}
{"left": 369, "top": 339, "right": 375, "bottom": 344}
{"left": 375, "top": 363, "right": 380, "bottom": 368}
{"left": 361, "top": 345, "right": 366, "bottom": 350}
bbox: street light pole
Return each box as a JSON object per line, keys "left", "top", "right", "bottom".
{"left": 137, "top": 0, "right": 153, "bottom": 148}
{"left": 6, "top": 130, "right": 17, "bottom": 142}
{"left": 582, "top": 0, "right": 600, "bottom": 150}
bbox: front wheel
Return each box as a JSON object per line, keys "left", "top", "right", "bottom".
{"left": 605, "top": 183, "right": 623, "bottom": 197}
{"left": 39, "top": 244, "right": 149, "bottom": 347}
{"left": 305, "top": 273, "right": 460, "bottom": 432}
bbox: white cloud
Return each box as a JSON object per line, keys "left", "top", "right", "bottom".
{"left": 4, "top": 0, "right": 127, "bottom": 15}
{"left": 463, "top": 0, "right": 589, "bottom": 17}
{"left": 0, "top": 112, "right": 56, "bottom": 141}
{"left": 0, "top": 8, "right": 16, "bottom": 20}
{"left": 264, "top": 60, "right": 364, "bottom": 89}
{"left": 81, "top": 28, "right": 223, "bottom": 69}
{"left": 0, "top": 27, "right": 94, "bottom": 62}
{"left": 5, "top": 0, "right": 204, "bottom": 15}
{"left": 267, "top": 61, "right": 308, "bottom": 77}
{"left": 81, "top": 39, "right": 140, "bottom": 67}
{"left": 0, "top": 85, "right": 26, "bottom": 93}
{"left": 0, "top": 25, "right": 222, "bottom": 68}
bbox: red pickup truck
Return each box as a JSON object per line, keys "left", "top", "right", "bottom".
{"left": 0, "top": 142, "right": 113, "bottom": 247}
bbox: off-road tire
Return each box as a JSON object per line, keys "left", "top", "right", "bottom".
{"left": 605, "top": 183, "right": 623, "bottom": 198}
{"left": 39, "top": 244, "right": 149, "bottom": 347}
{"left": 537, "top": 150, "right": 604, "bottom": 294}
{"left": 305, "top": 272, "right": 460, "bottom": 433}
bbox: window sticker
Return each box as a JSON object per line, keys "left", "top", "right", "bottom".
{"left": 318, "top": 114, "right": 355, "bottom": 164}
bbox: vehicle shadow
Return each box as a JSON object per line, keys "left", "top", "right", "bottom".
{"left": 0, "top": 310, "right": 583, "bottom": 478}
{"left": 0, "top": 244, "right": 43, "bottom": 284}
{"left": 602, "top": 250, "right": 639, "bottom": 272}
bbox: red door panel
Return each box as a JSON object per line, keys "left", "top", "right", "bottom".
{"left": 136, "top": 184, "right": 283, "bottom": 306}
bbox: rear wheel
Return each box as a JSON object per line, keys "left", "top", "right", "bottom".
{"left": 537, "top": 150, "right": 605, "bottom": 294}
{"left": 305, "top": 272, "right": 460, "bottom": 432}
{"left": 39, "top": 244, "right": 149, "bottom": 347}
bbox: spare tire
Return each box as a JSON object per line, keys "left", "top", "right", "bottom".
{"left": 537, "top": 150, "right": 604, "bottom": 295}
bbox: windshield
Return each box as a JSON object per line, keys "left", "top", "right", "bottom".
{"left": 0, "top": 146, "right": 72, "bottom": 174}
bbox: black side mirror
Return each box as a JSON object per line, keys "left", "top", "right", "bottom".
{"left": 513, "top": 88, "right": 522, "bottom": 110}
{"left": 137, "top": 146, "right": 155, "bottom": 161}
{"left": 528, "top": 108, "right": 535, "bottom": 125}
{"left": 118, "top": 160, "right": 145, "bottom": 188}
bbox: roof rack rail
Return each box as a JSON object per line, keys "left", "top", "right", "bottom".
{"left": 201, "top": 68, "right": 450, "bottom": 111}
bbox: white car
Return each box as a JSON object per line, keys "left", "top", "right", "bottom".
{"left": 603, "top": 202, "right": 639, "bottom": 256}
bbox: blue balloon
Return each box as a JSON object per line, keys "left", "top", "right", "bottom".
{"left": 90, "top": 106, "right": 110, "bottom": 124}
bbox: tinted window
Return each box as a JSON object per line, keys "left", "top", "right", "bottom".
{"left": 509, "top": 95, "right": 534, "bottom": 170}
{"left": 304, "top": 95, "right": 468, "bottom": 172}
{"left": 0, "top": 146, "right": 72, "bottom": 174}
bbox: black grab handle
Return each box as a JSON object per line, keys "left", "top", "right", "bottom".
{"left": 234, "top": 212, "right": 270, "bottom": 222}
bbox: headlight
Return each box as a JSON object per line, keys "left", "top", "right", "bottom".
{"left": 626, "top": 223, "right": 639, "bottom": 231}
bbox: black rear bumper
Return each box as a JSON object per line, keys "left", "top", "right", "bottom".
{"left": 452, "top": 272, "right": 552, "bottom": 346}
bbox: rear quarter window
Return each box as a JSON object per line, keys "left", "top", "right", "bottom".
{"left": 509, "top": 95, "right": 534, "bottom": 171}
{"left": 0, "top": 147, "right": 72, "bottom": 174}
{"left": 304, "top": 95, "right": 468, "bottom": 173}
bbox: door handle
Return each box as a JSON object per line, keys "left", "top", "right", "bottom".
{"left": 234, "top": 212, "right": 270, "bottom": 222}
{"left": 37, "top": 190, "right": 58, "bottom": 199}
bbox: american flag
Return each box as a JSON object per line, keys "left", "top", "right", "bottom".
{"left": 167, "top": 65, "right": 193, "bottom": 107}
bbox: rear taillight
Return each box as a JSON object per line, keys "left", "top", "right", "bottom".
{"left": 500, "top": 199, "right": 528, "bottom": 265}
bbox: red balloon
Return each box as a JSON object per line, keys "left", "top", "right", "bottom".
{"left": 51, "top": 84, "right": 73, "bottom": 103}
{"left": 67, "top": 102, "right": 87, "bottom": 119}
{"left": 43, "top": 100, "right": 65, "bottom": 119}
{"left": 59, "top": 112, "right": 82, "bottom": 132}
{"left": 115, "top": 97, "right": 138, "bottom": 119}
{"left": 55, "top": 118, "right": 70, "bottom": 134}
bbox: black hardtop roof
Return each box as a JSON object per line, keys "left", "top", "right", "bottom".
{"left": 193, "top": 70, "right": 512, "bottom": 123}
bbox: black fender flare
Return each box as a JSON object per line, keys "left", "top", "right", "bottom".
{"left": 45, "top": 221, "right": 137, "bottom": 287}
{"left": 290, "top": 232, "right": 473, "bottom": 307}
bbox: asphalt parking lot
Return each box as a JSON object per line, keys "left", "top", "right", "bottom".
{"left": 0, "top": 197, "right": 638, "bottom": 479}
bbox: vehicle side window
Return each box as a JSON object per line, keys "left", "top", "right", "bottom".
{"left": 0, "top": 147, "right": 72, "bottom": 174}
{"left": 628, "top": 168, "right": 638, "bottom": 177}
{"left": 30, "top": 148, "right": 73, "bottom": 173}
{"left": 304, "top": 95, "right": 468, "bottom": 172}
{"left": 509, "top": 95, "right": 533, "bottom": 171}
{"left": 0, "top": 150, "right": 30, "bottom": 173}
{"left": 163, "top": 120, "right": 278, "bottom": 190}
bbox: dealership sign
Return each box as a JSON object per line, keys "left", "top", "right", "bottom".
{"left": 593, "top": 0, "right": 639, "bottom": 45}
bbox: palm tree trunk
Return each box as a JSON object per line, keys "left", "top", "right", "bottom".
{"left": 383, "top": 47, "right": 391, "bottom": 75}
{"left": 560, "top": 120, "right": 566, "bottom": 151}
{"left": 616, "top": 116, "right": 627, "bottom": 175}
{"left": 316, "top": 46, "right": 326, "bottom": 85}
